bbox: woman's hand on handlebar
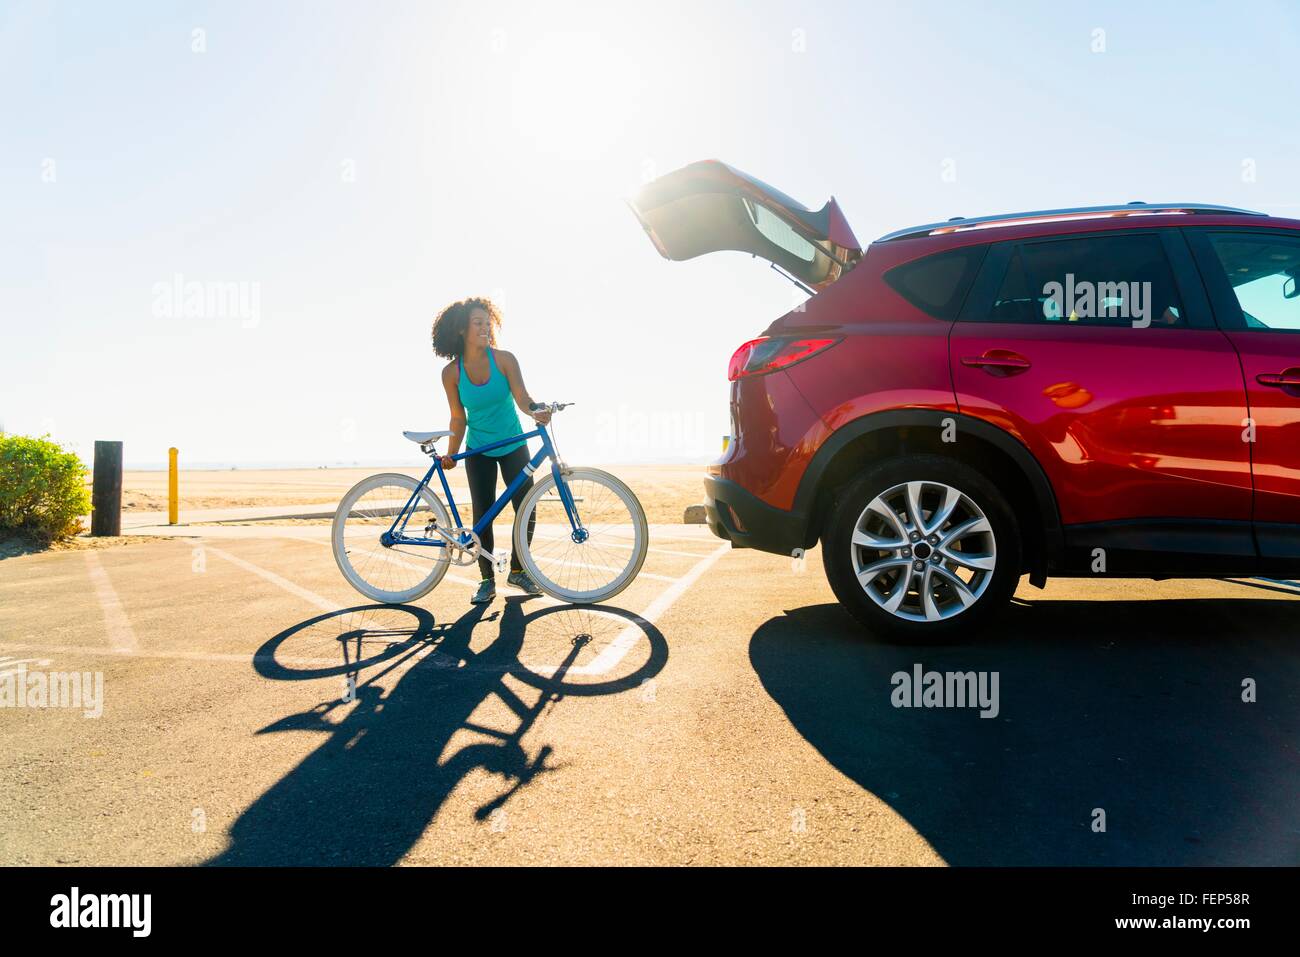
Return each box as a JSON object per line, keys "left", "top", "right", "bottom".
{"left": 531, "top": 408, "right": 552, "bottom": 425}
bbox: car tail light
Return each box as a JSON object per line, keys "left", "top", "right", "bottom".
{"left": 727, "top": 336, "right": 839, "bottom": 381}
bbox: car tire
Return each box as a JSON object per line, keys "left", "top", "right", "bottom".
{"left": 821, "top": 454, "right": 1021, "bottom": 642}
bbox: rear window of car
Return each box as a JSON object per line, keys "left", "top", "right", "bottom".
{"left": 744, "top": 199, "right": 817, "bottom": 263}
{"left": 884, "top": 245, "right": 988, "bottom": 319}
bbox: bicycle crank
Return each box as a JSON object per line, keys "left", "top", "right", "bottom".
{"left": 430, "top": 525, "right": 482, "bottom": 566}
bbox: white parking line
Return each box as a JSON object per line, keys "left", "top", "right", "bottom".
{"left": 84, "top": 551, "right": 139, "bottom": 652}
{"left": 442, "top": 571, "right": 567, "bottom": 605}
{"left": 301, "top": 534, "right": 679, "bottom": 591}
{"left": 206, "top": 544, "right": 340, "bottom": 614}
{"left": 529, "top": 534, "right": 712, "bottom": 559}
{"left": 290, "top": 536, "right": 571, "bottom": 606}
{"left": 623, "top": 530, "right": 716, "bottom": 543}
{"left": 285, "top": 531, "right": 722, "bottom": 675}
{"left": 54, "top": 531, "right": 724, "bottom": 680}
{"left": 7, "top": 529, "right": 730, "bottom": 680}
{"left": 501, "top": 548, "right": 679, "bottom": 583}
{"left": 0, "top": 654, "right": 53, "bottom": 673}
{"left": 0, "top": 641, "right": 363, "bottom": 668}
{"left": 529, "top": 541, "right": 731, "bottom": 677}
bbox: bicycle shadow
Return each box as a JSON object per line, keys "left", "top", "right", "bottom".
{"left": 206, "top": 598, "right": 666, "bottom": 866}
{"left": 749, "top": 596, "right": 1300, "bottom": 866}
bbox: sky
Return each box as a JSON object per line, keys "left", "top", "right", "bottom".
{"left": 3, "top": 0, "right": 1299, "bottom": 467}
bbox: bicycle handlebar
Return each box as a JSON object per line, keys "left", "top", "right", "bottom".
{"left": 531, "top": 401, "right": 574, "bottom": 414}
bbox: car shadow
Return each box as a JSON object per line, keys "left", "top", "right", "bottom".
{"left": 206, "top": 599, "right": 666, "bottom": 866}
{"left": 749, "top": 596, "right": 1300, "bottom": 865}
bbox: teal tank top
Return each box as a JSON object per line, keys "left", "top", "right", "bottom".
{"left": 458, "top": 349, "right": 526, "bottom": 457}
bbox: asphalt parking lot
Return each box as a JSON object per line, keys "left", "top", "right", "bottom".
{"left": 1, "top": 525, "right": 1297, "bottom": 866}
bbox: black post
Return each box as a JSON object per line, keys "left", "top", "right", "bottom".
{"left": 91, "top": 440, "right": 123, "bottom": 537}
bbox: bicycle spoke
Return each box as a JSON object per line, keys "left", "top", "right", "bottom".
{"left": 333, "top": 476, "right": 449, "bottom": 603}
{"left": 515, "top": 471, "right": 646, "bottom": 603}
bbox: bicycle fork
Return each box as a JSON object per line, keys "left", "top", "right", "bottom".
{"left": 548, "top": 462, "right": 587, "bottom": 543}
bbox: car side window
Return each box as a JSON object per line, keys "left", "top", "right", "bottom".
{"left": 884, "top": 244, "right": 988, "bottom": 320}
{"left": 1206, "top": 233, "right": 1300, "bottom": 331}
{"left": 988, "top": 234, "right": 1186, "bottom": 328}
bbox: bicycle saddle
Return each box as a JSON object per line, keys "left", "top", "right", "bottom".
{"left": 402, "top": 430, "right": 453, "bottom": 443}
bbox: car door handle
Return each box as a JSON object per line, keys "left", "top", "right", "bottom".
{"left": 1256, "top": 372, "right": 1300, "bottom": 388}
{"left": 961, "top": 351, "right": 1032, "bottom": 376}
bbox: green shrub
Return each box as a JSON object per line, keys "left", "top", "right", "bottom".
{"left": 0, "top": 434, "right": 91, "bottom": 543}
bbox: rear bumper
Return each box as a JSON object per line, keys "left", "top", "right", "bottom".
{"left": 704, "top": 475, "right": 809, "bottom": 556}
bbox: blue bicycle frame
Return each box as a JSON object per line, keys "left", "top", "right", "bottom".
{"left": 378, "top": 424, "right": 586, "bottom": 550}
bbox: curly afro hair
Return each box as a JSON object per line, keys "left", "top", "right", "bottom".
{"left": 431, "top": 297, "right": 502, "bottom": 359}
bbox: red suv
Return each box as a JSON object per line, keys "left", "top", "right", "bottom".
{"left": 631, "top": 160, "right": 1300, "bottom": 639}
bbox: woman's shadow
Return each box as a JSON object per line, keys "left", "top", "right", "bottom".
{"left": 206, "top": 597, "right": 665, "bottom": 866}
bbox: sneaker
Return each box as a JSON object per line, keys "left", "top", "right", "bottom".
{"left": 507, "top": 570, "right": 543, "bottom": 595}
{"left": 470, "top": 579, "right": 496, "bottom": 604}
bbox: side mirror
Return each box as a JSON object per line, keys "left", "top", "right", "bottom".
{"left": 1284, "top": 274, "right": 1299, "bottom": 300}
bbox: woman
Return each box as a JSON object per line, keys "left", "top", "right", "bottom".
{"left": 432, "top": 296, "right": 550, "bottom": 604}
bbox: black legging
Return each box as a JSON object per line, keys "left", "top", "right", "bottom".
{"left": 464, "top": 445, "right": 535, "bottom": 579}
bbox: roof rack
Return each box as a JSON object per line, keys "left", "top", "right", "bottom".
{"left": 876, "top": 203, "right": 1265, "bottom": 243}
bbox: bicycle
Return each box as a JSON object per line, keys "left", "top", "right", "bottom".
{"left": 331, "top": 403, "right": 649, "bottom": 606}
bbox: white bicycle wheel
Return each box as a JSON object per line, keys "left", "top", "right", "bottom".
{"left": 512, "top": 467, "right": 648, "bottom": 603}
{"left": 332, "top": 472, "right": 451, "bottom": 603}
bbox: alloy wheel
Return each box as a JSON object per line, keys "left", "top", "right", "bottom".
{"left": 849, "top": 480, "right": 997, "bottom": 622}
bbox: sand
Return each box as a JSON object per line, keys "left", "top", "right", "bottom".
{"left": 106, "top": 464, "right": 709, "bottom": 527}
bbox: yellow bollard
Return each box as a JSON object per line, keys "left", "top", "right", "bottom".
{"left": 168, "top": 447, "right": 178, "bottom": 525}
